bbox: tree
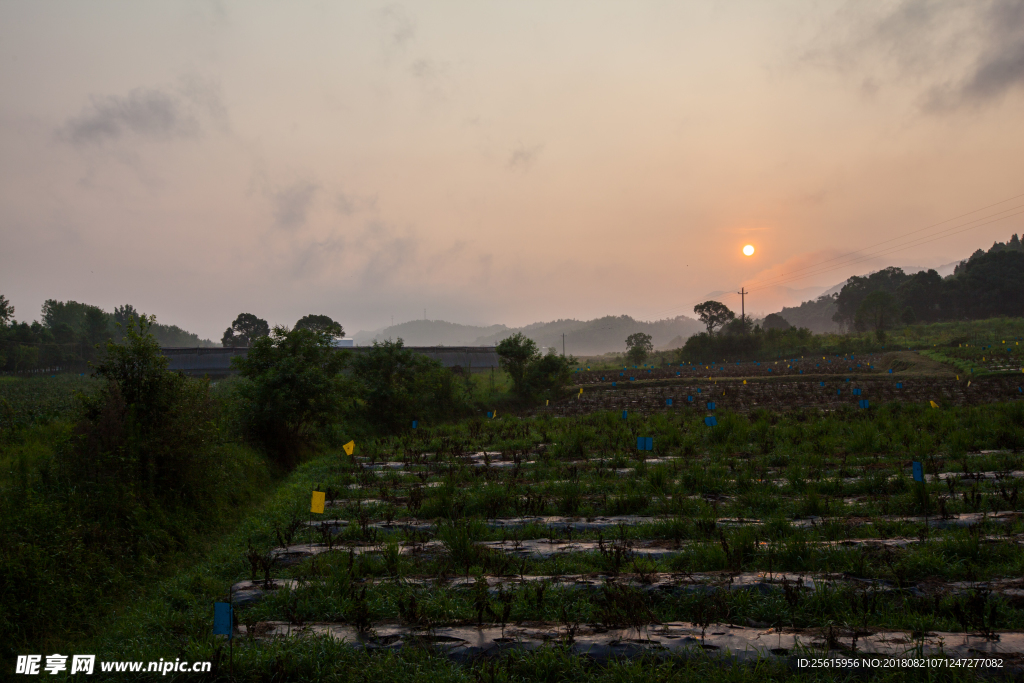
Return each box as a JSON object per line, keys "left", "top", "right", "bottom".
{"left": 693, "top": 301, "right": 735, "bottom": 334}
{"left": 84, "top": 306, "right": 111, "bottom": 346}
{"left": 72, "top": 315, "right": 218, "bottom": 500}
{"left": 232, "top": 326, "right": 351, "bottom": 465}
{"left": 113, "top": 304, "right": 140, "bottom": 326}
{"left": 495, "top": 333, "right": 540, "bottom": 396}
{"left": 895, "top": 270, "right": 947, "bottom": 323}
{"left": 349, "top": 338, "right": 462, "bottom": 431}
{"left": 854, "top": 290, "right": 900, "bottom": 341}
{"left": 761, "top": 313, "right": 792, "bottom": 331}
{"left": 523, "top": 350, "right": 577, "bottom": 399}
{"left": 294, "top": 314, "right": 344, "bottom": 339}
{"left": 222, "top": 313, "right": 270, "bottom": 347}
{"left": 625, "top": 332, "right": 653, "bottom": 364}
{"left": 0, "top": 294, "right": 13, "bottom": 325}
{"left": 832, "top": 267, "right": 908, "bottom": 331}
{"left": 958, "top": 250, "right": 1024, "bottom": 319}
{"left": 722, "top": 317, "right": 753, "bottom": 336}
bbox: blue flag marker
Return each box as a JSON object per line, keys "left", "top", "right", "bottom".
{"left": 704, "top": 416, "right": 718, "bottom": 427}
{"left": 412, "top": 420, "right": 418, "bottom": 429}
{"left": 214, "top": 602, "right": 233, "bottom": 638}
{"left": 888, "top": 369, "right": 893, "bottom": 374}
{"left": 613, "top": 382, "right": 617, "bottom": 387}
{"left": 636, "top": 436, "right": 644, "bottom": 450}
{"left": 852, "top": 388, "right": 861, "bottom": 396}
{"left": 487, "top": 412, "right": 493, "bottom": 418}
{"left": 630, "top": 377, "right": 634, "bottom": 381}
{"left": 645, "top": 437, "right": 653, "bottom": 451}
{"left": 837, "top": 389, "right": 841, "bottom": 395}
{"left": 697, "top": 388, "right": 702, "bottom": 394}
{"left": 687, "top": 395, "right": 693, "bottom": 402}
{"left": 912, "top": 461, "right": 924, "bottom": 482}
{"left": 897, "top": 382, "right": 903, "bottom": 389}
{"left": 707, "top": 402, "right": 716, "bottom": 410}
{"left": 666, "top": 398, "right": 673, "bottom": 406}
{"left": 859, "top": 399, "right": 869, "bottom": 409}
{"left": 622, "top": 410, "right": 628, "bottom": 419}
{"left": 819, "top": 382, "right": 825, "bottom": 387}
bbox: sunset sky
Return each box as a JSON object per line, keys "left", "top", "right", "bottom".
{"left": 2, "top": 1, "right": 1023, "bottom": 340}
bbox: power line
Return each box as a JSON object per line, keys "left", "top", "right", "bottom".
{"left": 746, "top": 204, "right": 1024, "bottom": 293}
{"left": 650, "top": 190, "right": 1024, "bottom": 318}
{"left": 745, "top": 192, "right": 1024, "bottom": 289}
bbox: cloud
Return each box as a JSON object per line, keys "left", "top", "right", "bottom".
{"left": 508, "top": 143, "right": 543, "bottom": 171}
{"left": 804, "top": 0, "right": 1024, "bottom": 111}
{"left": 379, "top": 5, "right": 416, "bottom": 55}
{"left": 60, "top": 80, "right": 226, "bottom": 146}
{"left": 272, "top": 181, "right": 319, "bottom": 229}
{"left": 334, "top": 189, "right": 377, "bottom": 216}
{"left": 924, "top": 1, "right": 1024, "bottom": 110}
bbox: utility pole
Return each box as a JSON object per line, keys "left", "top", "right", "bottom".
{"left": 737, "top": 287, "right": 748, "bottom": 321}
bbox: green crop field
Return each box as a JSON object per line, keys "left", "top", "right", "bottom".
{"left": 5, "top": 329, "right": 1024, "bottom": 682}
{"left": 64, "top": 397, "right": 1024, "bottom": 681}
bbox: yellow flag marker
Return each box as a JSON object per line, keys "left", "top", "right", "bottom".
{"left": 342, "top": 440, "right": 355, "bottom": 456}
{"left": 967, "top": 381, "right": 971, "bottom": 387}
{"left": 956, "top": 375, "right": 959, "bottom": 380}
{"left": 743, "top": 380, "right": 747, "bottom": 384}
{"left": 929, "top": 400, "right": 939, "bottom": 409}
{"left": 311, "top": 491, "right": 326, "bottom": 514}
{"left": 492, "top": 409, "right": 497, "bottom": 418}
{"left": 579, "top": 387, "right": 583, "bottom": 394}
{"left": 546, "top": 399, "right": 549, "bottom": 406}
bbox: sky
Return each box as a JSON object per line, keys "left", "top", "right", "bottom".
{"left": 2, "top": 1, "right": 1024, "bottom": 341}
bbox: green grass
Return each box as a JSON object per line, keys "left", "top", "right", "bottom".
{"left": 578, "top": 317, "right": 1024, "bottom": 369}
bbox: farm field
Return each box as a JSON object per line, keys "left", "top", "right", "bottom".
{"left": 76, "top": 393, "right": 1024, "bottom": 681}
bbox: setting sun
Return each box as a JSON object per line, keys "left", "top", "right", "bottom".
{"left": 743, "top": 244, "right": 755, "bottom": 256}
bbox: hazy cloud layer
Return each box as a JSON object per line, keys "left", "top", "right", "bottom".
{"left": 1, "top": 2, "right": 1022, "bottom": 341}
{"left": 807, "top": 0, "right": 1024, "bottom": 111}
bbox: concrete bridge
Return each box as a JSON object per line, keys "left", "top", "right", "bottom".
{"left": 161, "top": 346, "right": 501, "bottom": 377}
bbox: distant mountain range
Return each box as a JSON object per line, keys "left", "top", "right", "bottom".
{"left": 352, "top": 314, "right": 704, "bottom": 356}
{"left": 349, "top": 254, "right": 983, "bottom": 351}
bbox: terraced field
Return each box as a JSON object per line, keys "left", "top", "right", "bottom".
{"left": 216, "top": 400, "right": 1024, "bottom": 678}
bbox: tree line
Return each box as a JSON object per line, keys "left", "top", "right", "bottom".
{"left": 678, "top": 234, "right": 1024, "bottom": 361}
{"left": 0, "top": 298, "right": 214, "bottom": 374}
{"left": 832, "top": 235, "right": 1024, "bottom": 333}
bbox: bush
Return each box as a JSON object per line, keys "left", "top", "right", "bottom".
{"left": 350, "top": 338, "right": 469, "bottom": 432}
{"left": 232, "top": 326, "right": 351, "bottom": 466}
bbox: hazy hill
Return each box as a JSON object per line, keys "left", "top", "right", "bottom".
{"left": 472, "top": 315, "right": 703, "bottom": 356}
{"left": 351, "top": 314, "right": 703, "bottom": 355}
{"left": 352, "top": 320, "right": 510, "bottom": 347}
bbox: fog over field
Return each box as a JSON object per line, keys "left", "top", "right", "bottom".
{"left": 2, "top": 1, "right": 1023, "bottom": 340}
